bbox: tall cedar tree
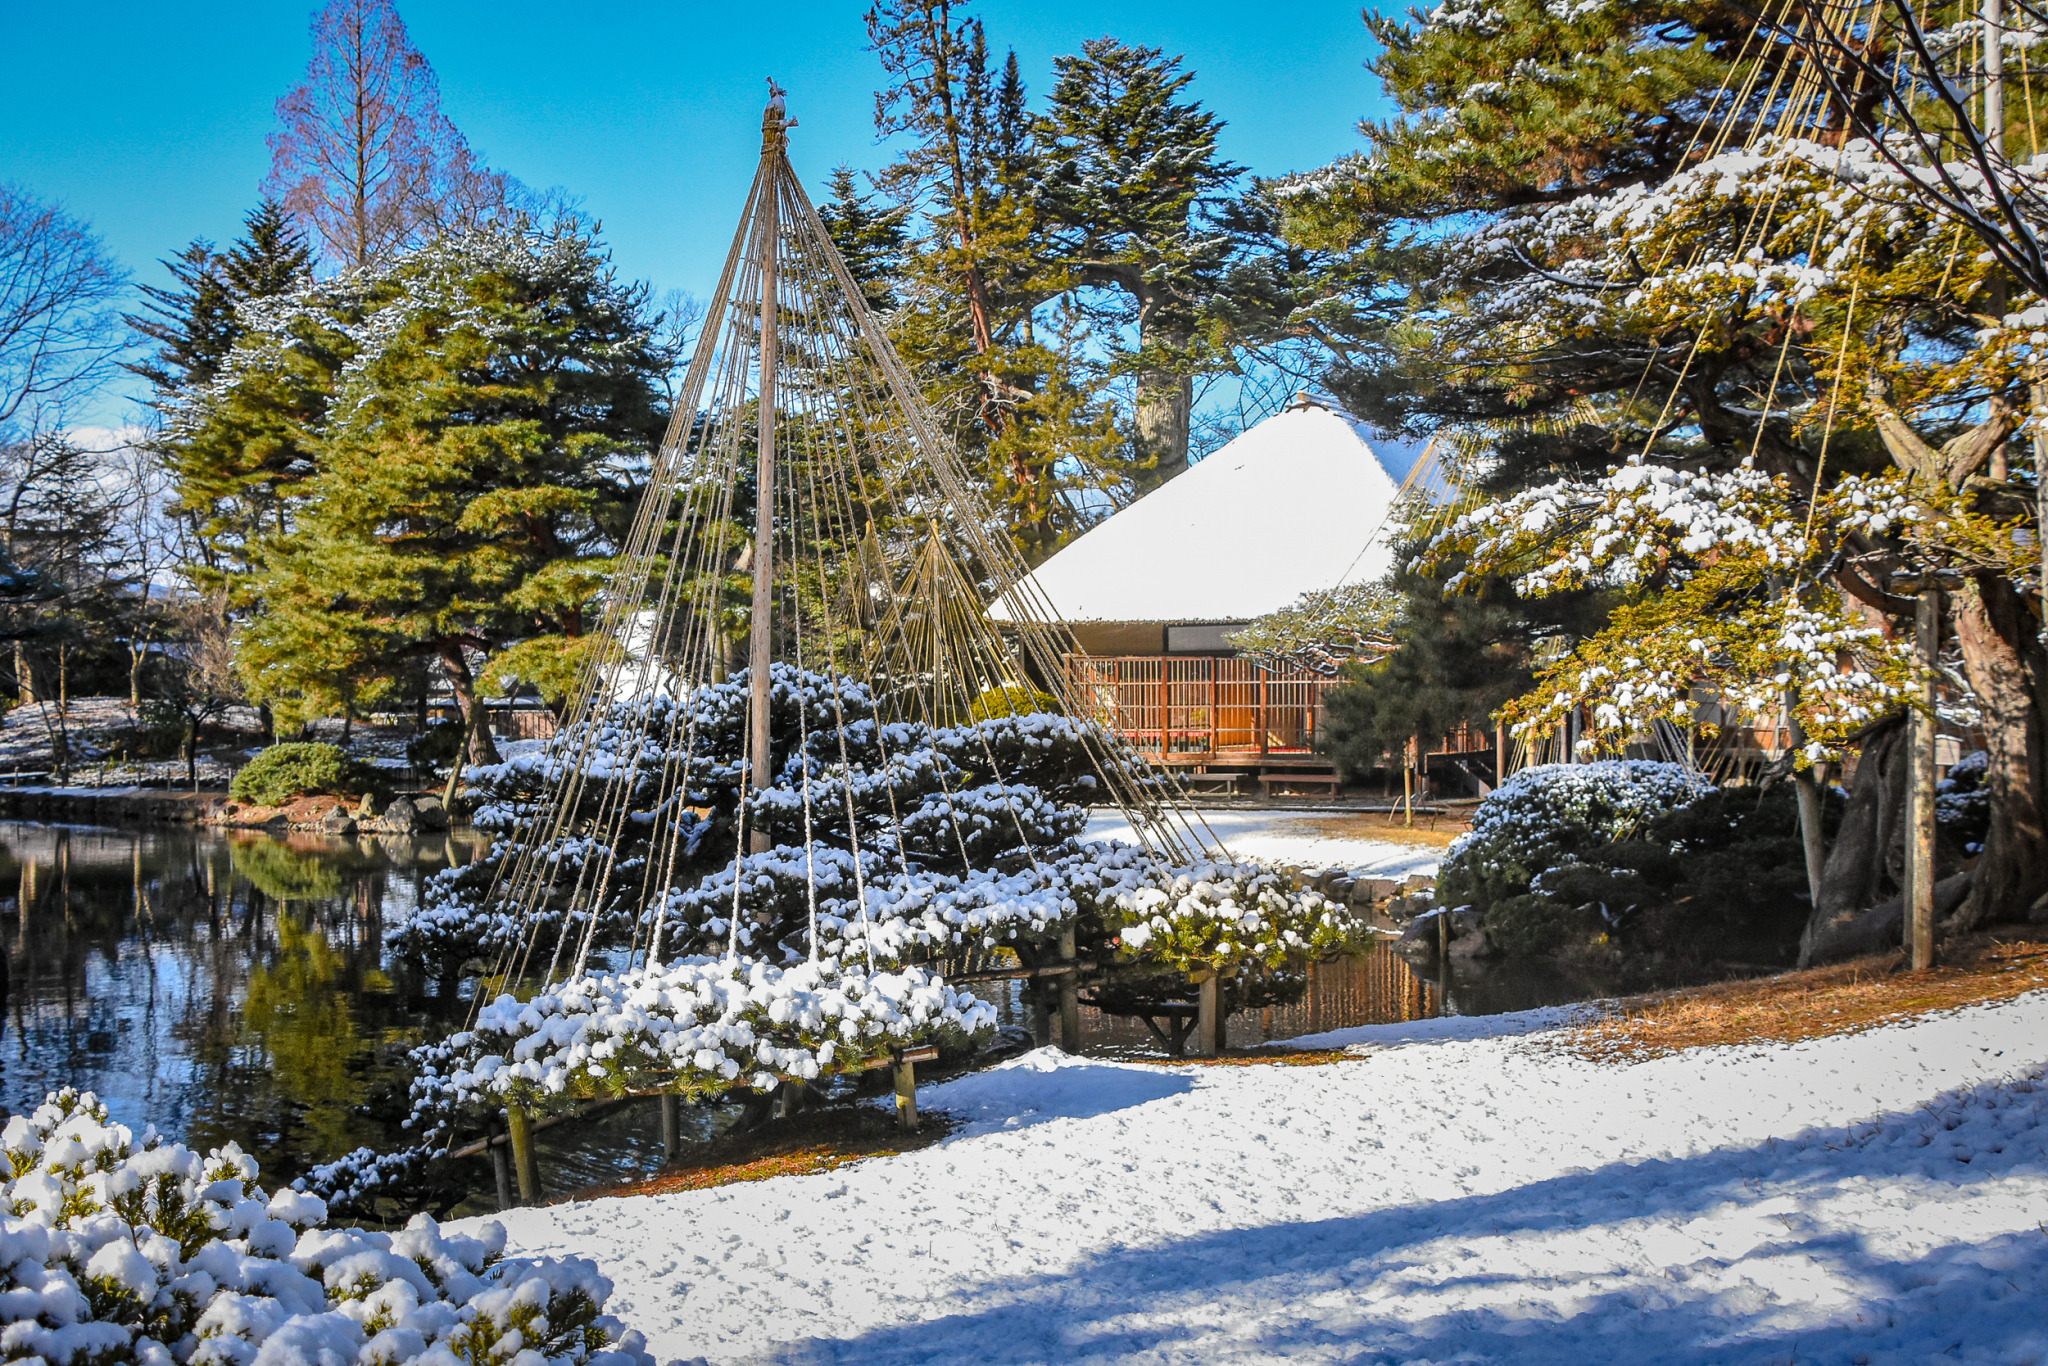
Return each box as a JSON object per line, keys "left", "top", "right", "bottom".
{"left": 817, "top": 167, "right": 908, "bottom": 314}
{"left": 232, "top": 226, "right": 666, "bottom": 760}
{"left": 141, "top": 203, "right": 318, "bottom": 585}
{"left": 1033, "top": 38, "right": 1241, "bottom": 492}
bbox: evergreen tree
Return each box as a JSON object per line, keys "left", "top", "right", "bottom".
{"left": 129, "top": 200, "right": 315, "bottom": 404}
{"left": 231, "top": 224, "right": 667, "bottom": 758}
{"left": 1034, "top": 38, "right": 1241, "bottom": 492}
{"left": 818, "top": 166, "right": 908, "bottom": 313}
{"left": 865, "top": 2, "right": 1120, "bottom": 563}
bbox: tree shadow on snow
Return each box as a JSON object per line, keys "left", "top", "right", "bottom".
{"left": 764, "top": 1068, "right": 2046, "bottom": 1365}
{"left": 924, "top": 1055, "right": 1198, "bottom": 1135}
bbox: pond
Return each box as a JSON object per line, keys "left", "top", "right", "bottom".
{"left": 0, "top": 819, "right": 1633, "bottom": 1216}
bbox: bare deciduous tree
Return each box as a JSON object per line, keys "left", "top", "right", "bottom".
{"left": 0, "top": 185, "right": 127, "bottom": 440}
{"left": 264, "top": 0, "right": 541, "bottom": 269}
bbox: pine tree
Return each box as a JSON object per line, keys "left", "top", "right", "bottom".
{"left": 232, "top": 224, "right": 666, "bottom": 758}
{"left": 221, "top": 199, "right": 315, "bottom": 299}
{"left": 126, "top": 243, "right": 237, "bottom": 396}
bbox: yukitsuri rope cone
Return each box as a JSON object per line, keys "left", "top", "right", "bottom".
{"left": 402, "top": 89, "right": 1363, "bottom": 1156}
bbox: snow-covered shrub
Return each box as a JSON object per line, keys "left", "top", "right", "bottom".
{"left": 385, "top": 667, "right": 1118, "bottom": 981}
{"left": 1107, "top": 861, "right": 1363, "bottom": 974}
{"left": 1438, "top": 761, "right": 1713, "bottom": 913}
{"left": 410, "top": 959, "right": 995, "bottom": 1113}
{"left": 0, "top": 1088, "right": 652, "bottom": 1366}
{"left": 1441, "top": 762, "right": 1823, "bottom": 961}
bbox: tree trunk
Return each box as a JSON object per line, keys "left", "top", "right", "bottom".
{"left": 1133, "top": 368, "right": 1191, "bottom": 493}
{"left": 129, "top": 643, "right": 144, "bottom": 709}
{"left": 439, "top": 644, "right": 503, "bottom": 767}
{"left": 13, "top": 643, "right": 34, "bottom": 706}
{"left": 1949, "top": 575, "right": 2048, "bottom": 929}
{"left": 1800, "top": 716, "right": 1910, "bottom": 966}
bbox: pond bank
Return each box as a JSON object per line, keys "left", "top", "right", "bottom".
{"left": 0, "top": 784, "right": 228, "bottom": 824}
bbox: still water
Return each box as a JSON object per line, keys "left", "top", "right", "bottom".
{"left": 0, "top": 819, "right": 1612, "bottom": 1214}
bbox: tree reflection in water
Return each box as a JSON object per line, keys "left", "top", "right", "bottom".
{"left": 0, "top": 821, "right": 481, "bottom": 1204}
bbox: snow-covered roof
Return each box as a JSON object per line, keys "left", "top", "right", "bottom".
{"left": 989, "top": 397, "right": 1408, "bottom": 624}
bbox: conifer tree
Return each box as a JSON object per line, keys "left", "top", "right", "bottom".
{"left": 1034, "top": 38, "right": 1241, "bottom": 492}
{"left": 230, "top": 225, "right": 666, "bottom": 758}
{"left": 818, "top": 166, "right": 907, "bottom": 313}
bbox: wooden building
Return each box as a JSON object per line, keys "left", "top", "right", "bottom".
{"left": 989, "top": 395, "right": 1487, "bottom": 796}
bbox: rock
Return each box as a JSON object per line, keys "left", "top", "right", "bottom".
{"left": 1314, "top": 868, "right": 1348, "bottom": 895}
{"left": 1449, "top": 907, "right": 1484, "bottom": 938}
{"left": 318, "top": 807, "right": 356, "bottom": 836}
{"left": 1345, "top": 881, "right": 1379, "bottom": 908}
{"left": 1363, "top": 878, "right": 1402, "bottom": 902}
{"left": 1386, "top": 894, "right": 1434, "bottom": 922}
{"left": 412, "top": 793, "right": 449, "bottom": 830}
{"left": 1326, "top": 876, "right": 1356, "bottom": 902}
{"left": 1448, "top": 926, "right": 1495, "bottom": 960}
{"left": 379, "top": 796, "right": 421, "bottom": 834}
{"left": 354, "top": 792, "right": 384, "bottom": 819}
{"left": 1402, "top": 874, "right": 1437, "bottom": 894}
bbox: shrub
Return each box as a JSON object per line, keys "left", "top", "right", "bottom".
{"left": 1437, "top": 761, "right": 1714, "bottom": 914}
{"left": 1444, "top": 762, "right": 1825, "bottom": 963}
{"left": 0, "top": 1087, "right": 653, "bottom": 1366}
{"left": 230, "top": 742, "right": 372, "bottom": 807}
{"left": 968, "top": 684, "right": 1062, "bottom": 722}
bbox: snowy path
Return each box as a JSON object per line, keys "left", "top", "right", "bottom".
{"left": 1084, "top": 807, "right": 1445, "bottom": 879}
{"left": 485, "top": 995, "right": 2048, "bottom": 1365}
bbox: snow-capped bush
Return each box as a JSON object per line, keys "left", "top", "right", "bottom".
{"left": 410, "top": 958, "right": 995, "bottom": 1114}
{"left": 1439, "top": 761, "right": 1714, "bottom": 910}
{"left": 0, "top": 1089, "right": 652, "bottom": 1366}
{"left": 1107, "top": 861, "right": 1363, "bottom": 974}
{"left": 385, "top": 667, "right": 1117, "bottom": 982}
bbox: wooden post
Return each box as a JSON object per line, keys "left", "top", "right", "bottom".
{"left": 1892, "top": 569, "right": 1956, "bottom": 970}
{"left": 660, "top": 1093, "right": 682, "bottom": 1163}
{"left": 1910, "top": 588, "right": 1939, "bottom": 970}
{"left": 490, "top": 1138, "right": 512, "bottom": 1211}
{"left": 1057, "top": 925, "right": 1081, "bottom": 1053}
{"left": 1437, "top": 906, "right": 1450, "bottom": 959}
{"left": 893, "top": 1057, "right": 919, "bottom": 1132}
{"left": 1258, "top": 671, "right": 1269, "bottom": 757}
{"left": 746, "top": 94, "right": 783, "bottom": 855}
{"left": 506, "top": 1105, "right": 540, "bottom": 1204}
{"left": 1193, "top": 969, "right": 1222, "bottom": 1056}
{"left": 773, "top": 1078, "right": 805, "bottom": 1120}
{"left": 1403, "top": 736, "right": 1417, "bottom": 827}
{"left": 1207, "top": 664, "right": 1217, "bottom": 757}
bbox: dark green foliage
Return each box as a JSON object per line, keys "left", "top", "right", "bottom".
{"left": 229, "top": 741, "right": 372, "bottom": 806}
{"left": 127, "top": 200, "right": 314, "bottom": 402}
{"left": 818, "top": 166, "right": 908, "bottom": 313}
{"left": 1321, "top": 558, "right": 1605, "bottom": 775}
{"left": 1444, "top": 768, "right": 1832, "bottom": 964}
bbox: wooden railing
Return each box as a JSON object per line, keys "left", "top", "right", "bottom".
{"left": 1064, "top": 655, "right": 1343, "bottom": 760}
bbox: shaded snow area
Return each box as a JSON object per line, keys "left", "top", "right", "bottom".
{"left": 1085, "top": 807, "right": 1444, "bottom": 879}
{"left": 481, "top": 994, "right": 2048, "bottom": 1365}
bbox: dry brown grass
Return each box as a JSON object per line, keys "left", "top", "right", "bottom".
{"left": 565, "top": 1105, "right": 954, "bottom": 1202}
{"left": 1287, "top": 813, "right": 1470, "bottom": 850}
{"left": 1559, "top": 935, "right": 2048, "bottom": 1062}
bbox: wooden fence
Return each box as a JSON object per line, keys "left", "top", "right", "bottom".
{"left": 1064, "top": 655, "right": 1341, "bottom": 760}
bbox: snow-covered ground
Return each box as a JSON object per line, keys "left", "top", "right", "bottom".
{"left": 484, "top": 993, "right": 2048, "bottom": 1365}
{"left": 1085, "top": 806, "right": 1446, "bottom": 879}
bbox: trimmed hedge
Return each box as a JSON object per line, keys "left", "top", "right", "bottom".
{"left": 230, "top": 742, "right": 374, "bottom": 807}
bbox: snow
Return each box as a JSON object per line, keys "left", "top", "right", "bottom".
{"left": 987, "top": 398, "right": 1408, "bottom": 624}
{"left": 1085, "top": 807, "right": 1444, "bottom": 878}
{"left": 477, "top": 990, "right": 2048, "bottom": 1364}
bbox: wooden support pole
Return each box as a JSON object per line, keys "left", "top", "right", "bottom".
{"left": 660, "top": 1093, "right": 682, "bottom": 1163}
{"left": 1910, "top": 589, "right": 1940, "bottom": 970}
{"left": 1057, "top": 925, "right": 1081, "bottom": 1053}
{"left": 1194, "top": 970, "right": 1222, "bottom": 1057}
{"left": 490, "top": 1139, "right": 512, "bottom": 1211}
{"left": 773, "top": 1078, "right": 805, "bottom": 1120}
{"left": 1437, "top": 906, "right": 1450, "bottom": 960}
{"left": 506, "top": 1105, "right": 540, "bottom": 1204}
{"left": 746, "top": 98, "right": 782, "bottom": 856}
{"left": 894, "top": 1058, "right": 919, "bottom": 1132}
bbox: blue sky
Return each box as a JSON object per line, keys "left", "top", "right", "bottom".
{"left": 3, "top": 1, "right": 1396, "bottom": 426}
